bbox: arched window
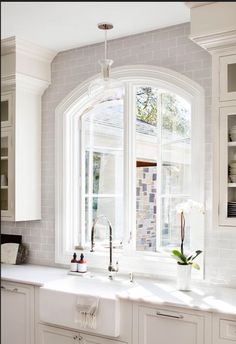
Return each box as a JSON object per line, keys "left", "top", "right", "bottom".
{"left": 55, "top": 66, "right": 205, "bottom": 277}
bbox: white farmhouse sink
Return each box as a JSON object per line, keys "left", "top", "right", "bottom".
{"left": 39, "top": 274, "right": 133, "bottom": 337}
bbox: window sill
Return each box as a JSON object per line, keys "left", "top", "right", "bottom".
{"left": 59, "top": 247, "right": 204, "bottom": 281}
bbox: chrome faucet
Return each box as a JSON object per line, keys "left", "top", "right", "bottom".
{"left": 90, "top": 215, "right": 119, "bottom": 279}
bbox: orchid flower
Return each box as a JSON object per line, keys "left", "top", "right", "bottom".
{"left": 173, "top": 199, "right": 205, "bottom": 260}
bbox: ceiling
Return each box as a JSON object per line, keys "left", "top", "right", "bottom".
{"left": 1, "top": 2, "right": 190, "bottom": 52}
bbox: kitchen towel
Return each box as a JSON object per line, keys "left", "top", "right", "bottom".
{"left": 76, "top": 294, "right": 99, "bottom": 329}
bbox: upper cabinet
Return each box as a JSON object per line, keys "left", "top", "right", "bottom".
{"left": 219, "top": 106, "right": 236, "bottom": 227}
{"left": 1, "top": 129, "right": 13, "bottom": 218}
{"left": 1, "top": 92, "right": 13, "bottom": 127}
{"left": 187, "top": 2, "right": 236, "bottom": 230}
{"left": 1, "top": 37, "right": 56, "bottom": 221}
{"left": 220, "top": 54, "right": 236, "bottom": 102}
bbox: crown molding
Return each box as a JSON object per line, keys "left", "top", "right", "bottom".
{"left": 189, "top": 29, "right": 236, "bottom": 52}
{"left": 1, "top": 75, "right": 16, "bottom": 89}
{"left": 1, "top": 36, "right": 56, "bottom": 63}
{"left": 1, "top": 73, "right": 50, "bottom": 95}
{"left": 185, "top": 2, "right": 215, "bottom": 9}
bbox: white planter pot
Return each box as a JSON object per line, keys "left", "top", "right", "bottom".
{"left": 177, "top": 264, "right": 192, "bottom": 291}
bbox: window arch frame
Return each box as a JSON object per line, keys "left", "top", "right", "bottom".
{"left": 55, "top": 65, "right": 205, "bottom": 278}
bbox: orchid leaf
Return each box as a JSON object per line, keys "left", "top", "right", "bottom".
{"left": 190, "top": 250, "right": 202, "bottom": 261}
{"left": 172, "top": 254, "right": 185, "bottom": 264}
{"left": 192, "top": 262, "right": 200, "bottom": 270}
{"left": 172, "top": 249, "right": 187, "bottom": 264}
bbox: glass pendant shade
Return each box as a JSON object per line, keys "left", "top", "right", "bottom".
{"left": 88, "top": 23, "right": 124, "bottom": 104}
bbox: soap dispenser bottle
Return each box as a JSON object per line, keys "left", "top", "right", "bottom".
{"left": 77, "top": 253, "right": 87, "bottom": 273}
{"left": 70, "top": 252, "right": 78, "bottom": 272}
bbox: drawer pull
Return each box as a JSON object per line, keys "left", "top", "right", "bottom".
{"left": 1, "top": 286, "right": 19, "bottom": 293}
{"left": 156, "top": 311, "right": 184, "bottom": 319}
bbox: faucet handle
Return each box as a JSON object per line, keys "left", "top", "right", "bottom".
{"left": 129, "top": 272, "right": 134, "bottom": 283}
{"left": 115, "top": 260, "right": 119, "bottom": 272}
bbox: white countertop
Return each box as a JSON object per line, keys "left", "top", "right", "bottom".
{"left": 1, "top": 263, "right": 68, "bottom": 286}
{"left": 1, "top": 263, "right": 236, "bottom": 316}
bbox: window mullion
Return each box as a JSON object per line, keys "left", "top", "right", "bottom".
{"left": 80, "top": 116, "right": 86, "bottom": 247}
{"left": 156, "top": 91, "right": 163, "bottom": 251}
{"left": 124, "top": 82, "right": 136, "bottom": 253}
{"left": 87, "top": 117, "right": 95, "bottom": 244}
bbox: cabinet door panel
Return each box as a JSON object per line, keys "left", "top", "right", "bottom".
{"left": 213, "top": 313, "right": 236, "bottom": 344}
{"left": 220, "top": 55, "right": 236, "bottom": 101}
{"left": 1, "top": 92, "right": 13, "bottom": 127}
{"left": 39, "top": 325, "right": 126, "bottom": 344}
{"left": 39, "top": 325, "right": 78, "bottom": 344}
{"left": 81, "top": 332, "right": 126, "bottom": 344}
{"left": 1, "top": 129, "right": 14, "bottom": 218}
{"left": 219, "top": 106, "right": 236, "bottom": 227}
{"left": 1, "top": 282, "right": 34, "bottom": 344}
{"left": 137, "top": 306, "right": 204, "bottom": 344}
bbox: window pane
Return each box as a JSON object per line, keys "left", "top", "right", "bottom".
{"left": 161, "top": 197, "right": 190, "bottom": 250}
{"left": 81, "top": 94, "right": 124, "bottom": 248}
{"left": 135, "top": 87, "right": 191, "bottom": 252}
{"left": 161, "top": 92, "right": 191, "bottom": 250}
{"left": 136, "top": 166, "right": 157, "bottom": 251}
{"left": 161, "top": 139, "right": 191, "bottom": 195}
{"left": 85, "top": 197, "right": 124, "bottom": 246}
{"left": 136, "top": 87, "right": 159, "bottom": 252}
{"left": 161, "top": 92, "right": 191, "bottom": 142}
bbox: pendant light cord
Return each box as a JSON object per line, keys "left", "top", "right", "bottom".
{"left": 104, "top": 28, "right": 107, "bottom": 60}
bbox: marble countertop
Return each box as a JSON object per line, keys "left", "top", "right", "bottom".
{"left": 1, "top": 263, "right": 68, "bottom": 286}
{"left": 1, "top": 263, "right": 236, "bottom": 316}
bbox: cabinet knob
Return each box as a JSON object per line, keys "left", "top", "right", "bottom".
{"left": 78, "top": 335, "right": 86, "bottom": 343}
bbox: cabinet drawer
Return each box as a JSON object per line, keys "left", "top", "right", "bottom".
{"left": 220, "top": 319, "right": 236, "bottom": 341}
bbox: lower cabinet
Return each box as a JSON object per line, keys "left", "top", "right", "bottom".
{"left": 39, "top": 324, "right": 127, "bottom": 344}
{"left": 213, "top": 313, "right": 236, "bottom": 343}
{"left": 133, "top": 304, "right": 212, "bottom": 344}
{"left": 1, "top": 281, "right": 35, "bottom": 344}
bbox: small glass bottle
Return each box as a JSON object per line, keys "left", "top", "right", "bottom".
{"left": 77, "top": 253, "right": 87, "bottom": 273}
{"left": 70, "top": 252, "right": 78, "bottom": 272}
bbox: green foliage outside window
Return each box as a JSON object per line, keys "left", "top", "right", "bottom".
{"left": 136, "top": 87, "right": 190, "bottom": 137}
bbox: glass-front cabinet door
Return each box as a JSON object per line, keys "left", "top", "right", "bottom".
{"left": 220, "top": 54, "right": 236, "bottom": 101}
{"left": 1, "top": 92, "right": 13, "bottom": 127}
{"left": 1, "top": 129, "right": 13, "bottom": 217}
{"left": 219, "top": 106, "right": 236, "bottom": 226}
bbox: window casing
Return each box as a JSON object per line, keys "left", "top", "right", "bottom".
{"left": 55, "top": 66, "right": 205, "bottom": 278}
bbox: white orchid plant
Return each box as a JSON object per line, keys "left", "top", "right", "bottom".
{"left": 172, "top": 199, "right": 205, "bottom": 270}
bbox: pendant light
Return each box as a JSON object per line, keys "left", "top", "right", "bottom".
{"left": 88, "top": 22, "right": 123, "bottom": 102}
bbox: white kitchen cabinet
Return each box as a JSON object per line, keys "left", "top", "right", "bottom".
{"left": 219, "top": 106, "right": 236, "bottom": 226}
{"left": 220, "top": 54, "right": 236, "bottom": 102}
{"left": 1, "top": 37, "right": 55, "bottom": 221}
{"left": 133, "top": 304, "right": 211, "bottom": 344}
{"left": 0, "top": 86, "right": 42, "bottom": 221}
{"left": 211, "top": 47, "right": 236, "bottom": 230}
{"left": 1, "top": 281, "right": 35, "bottom": 344}
{"left": 1, "top": 92, "right": 13, "bottom": 127}
{"left": 1, "top": 128, "right": 13, "bottom": 218}
{"left": 213, "top": 313, "right": 236, "bottom": 343}
{"left": 39, "top": 325, "right": 79, "bottom": 344}
{"left": 39, "top": 324, "right": 127, "bottom": 344}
